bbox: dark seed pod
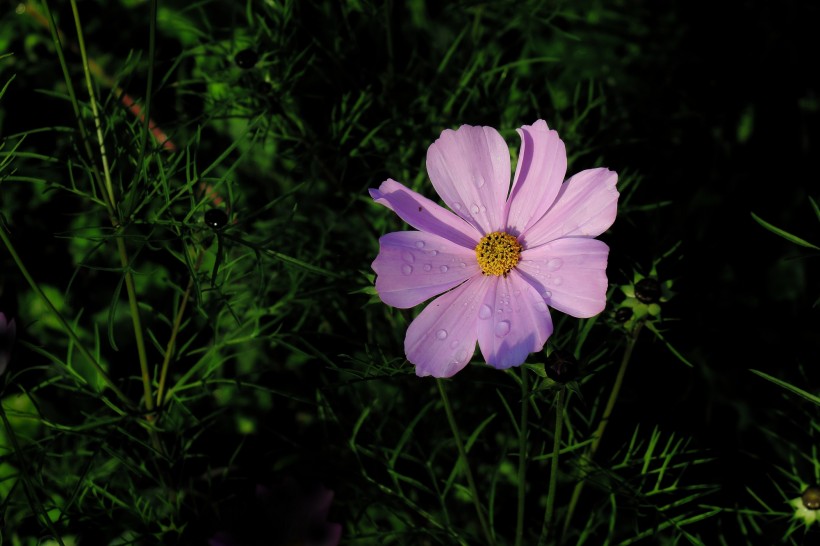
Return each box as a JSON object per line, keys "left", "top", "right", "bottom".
{"left": 234, "top": 49, "right": 259, "bottom": 69}
{"left": 545, "top": 349, "right": 579, "bottom": 382}
{"left": 204, "top": 208, "right": 229, "bottom": 230}
{"left": 614, "top": 307, "right": 632, "bottom": 323}
{"left": 634, "top": 278, "right": 661, "bottom": 304}
{"left": 802, "top": 485, "right": 820, "bottom": 510}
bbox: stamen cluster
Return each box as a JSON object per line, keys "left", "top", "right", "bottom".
{"left": 475, "top": 231, "right": 522, "bottom": 276}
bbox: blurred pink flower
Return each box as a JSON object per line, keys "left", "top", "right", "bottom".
{"left": 0, "top": 312, "right": 16, "bottom": 376}
{"left": 370, "top": 120, "right": 618, "bottom": 377}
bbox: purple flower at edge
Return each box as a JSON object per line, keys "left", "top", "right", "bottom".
{"left": 370, "top": 120, "right": 618, "bottom": 377}
{"left": 0, "top": 312, "right": 16, "bottom": 376}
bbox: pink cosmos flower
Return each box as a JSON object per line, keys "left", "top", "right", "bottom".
{"left": 370, "top": 120, "right": 618, "bottom": 377}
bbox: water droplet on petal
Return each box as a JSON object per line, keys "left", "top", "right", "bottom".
{"left": 436, "top": 329, "right": 448, "bottom": 340}
{"left": 439, "top": 265, "right": 449, "bottom": 273}
{"left": 479, "top": 304, "right": 492, "bottom": 320}
{"left": 552, "top": 276, "right": 563, "bottom": 286}
{"left": 402, "top": 251, "right": 415, "bottom": 264}
{"left": 459, "top": 262, "right": 467, "bottom": 268}
{"left": 450, "top": 340, "right": 459, "bottom": 349}
{"left": 547, "top": 258, "right": 563, "bottom": 271}
{"left": 476, "top": 175, "right": 485, "bottom": 188}
{"left": 535, "top": 300, "right": 549, "bottom": 312}
{"left": 543, "top": 290, "right": 552, "bottom": 299}
{"left": 423, "top": 264, "right": 432, "bottom": 272}
{"left": 401, "top": 264, "right": 413, "bottom": 275}
{"left": 470, "top": 203, "right": 480, "bottom": 215}
{"left": 453, "top": 202, "right": 463, "bottom": 211}
{"left": 494, "top": 320, "right": 511, "bottom": 338}
{"left": 415, "top": 241, "right": 425, "bottom": 249}
{"left": 428, "top": 250, "right": 438, "bottom": 256}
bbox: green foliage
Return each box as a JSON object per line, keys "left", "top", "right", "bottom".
{"left": 0, "top": 1, "right": 817, "bottom": 545}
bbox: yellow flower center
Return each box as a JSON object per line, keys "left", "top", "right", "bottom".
{"left": 475, "top": 231, "right": 522, "bottom": 276}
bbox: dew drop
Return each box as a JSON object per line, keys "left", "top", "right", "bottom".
{"left": 204, "top": 208, "right": 229, "bottom": 229}
{"left": 535, "top": 300, "right": 549, "bottom": 312}
{"left": 547, "top": 258, "right": 563, "bottom": 271}
{"left": 552, "top": 276, "right": 563, "bottom": 286}
{"left": 402, "top": 251, "right": 415, "bottom": 264}
{"left": 494, "top": 320, "right": 511, "bottom": 338}
{"left": 415, "top": 241, "right": 425, "bottom": 249}
{"left": 479, "top": 304, "right": 493, "bottom": 320}
{"left": 440, "top": 265, "right": 449, "bottom": 273}
{"left": 423, "top": 264, "right": 432, "bottom": 272}
{"left": 453, "top": 202, "right": 463, "bottom": 211}
{"left": 401, "top": 264, "right": 413, "bottom": 275}
{"left": 234, "top": 48, "right": 259, "bottom": 69}
{"left": 476, "top": 175, "right": 485, "bottom": 188}
{"left": 428, "top": 250, "right": 438, "bottom": 256}
{"left": 470, "top": 204, "right": 480, "bottom": 215}
{"left": 436, "top": 329, "right": 448, "bottom": 340}
{"left": 459, "top": 262, "right": 467, "bottom": 268}
{"left": 543, "top": 290, "right": 552, "bottom": 299}
{"left": 450, "top": 340, "right": 460, "bottom": 349}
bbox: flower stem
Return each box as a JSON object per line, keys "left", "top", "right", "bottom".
{"left": 70, "top": 0, "right": 155, "bottom": 424}
{"left": 515, "top": 368, "right": 529, "bottom": 546}
{"left": 155, "top": 249, "right": 203, "bottom": 410}
{"left": 539, "top": 385, "right": 566, "bottom": 546}
{"left": 561, "top": 323, "right": 643, "bottom": 539}
{"left": 437, "top": 379, "right": 495, "bottom": 546}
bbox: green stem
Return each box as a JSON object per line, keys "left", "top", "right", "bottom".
{"left": 115, "top": 236, "right": 154, "bottom": 416}
{"left": 155, "top": 249, "right": 203, "bottom": 409}
{"left": 539, "top": 385, "right": 566, "bottom": 546}
{"left": 0, "top": 228, "right": 129, "bottom": 407}
{"left": 70, "top": 0, "right": 154, "bottom": 421}
{"left": 437, "top": 379, "right": 495, "bottom": 546}
{"left": 69, "top": 0, "right": 116, "bottom": 210}
{"left": 561, "top": 323, "right": 643, "bottom": 539}
{"left": 514, "top": 368, "right": 529, "bottom": 546}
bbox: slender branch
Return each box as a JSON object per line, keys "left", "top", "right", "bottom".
{"left": 539, "top": 385, "right": 566, "bottom": 546}
{"left": 69, "top": 0, "right": 155, "bottom": 420}
{"left": 69, "top": 0, "right": 116, "bottom": 210}
{"left": 437, "top": 379, "right": 495, "bottom": 546}
{"left": 155, "top": 248, "right": 204, "bottom": 409}
{"left": 515, "top": 368, "right": 529, "bottom": 546}
{"left": 561, "top": 323, "right": 643, "bottom": 539}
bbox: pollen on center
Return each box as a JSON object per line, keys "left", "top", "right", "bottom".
{"left": 475, "top": 231, "right": 522, "bottom": 276}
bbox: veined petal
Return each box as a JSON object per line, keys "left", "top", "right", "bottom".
{"left": 370, "top": 179, "right": 481, "bottom": 249}
{"left": 426, "top": 125, "right": 511, "bottom": 235}
{"left": 518, "top": 238, "right": 610, "bottom": 318}
{"left": 521, "top": 168, "right": 618, "bottom": 248}
{"left": 477, "top": 271, "right": 553, "bottom": 369}
{"left": 504, "top": 120, "right": 567, "bottom": 236}
{"left": 372, "top": 231, "right": 480, "bottom": 309}
{"left": 405, "top": 275, "right": 491, "bottom": 378}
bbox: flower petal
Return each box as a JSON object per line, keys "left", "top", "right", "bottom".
{"left": 521, "top": 168, "right": 618, "bottom": 247}
{"left": 504, "top": 120, "right": 567, "bottom": 236}
{"left": 477, "top": 271, "right": 554, "bottom": 369}
{"left": 370, "top": 179, "right": 481, "bottom": 249}
{"left": 405, "top": 275, "right": 491, "bottom": 377}
{"left": 372, "top": 231, "right": 481, "bottom": 309}
{"left": 426, "top": 125, "right": 511, "bottom": 235}
{"left": 518, "top": 238, "right": 610, "bottom": 318}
